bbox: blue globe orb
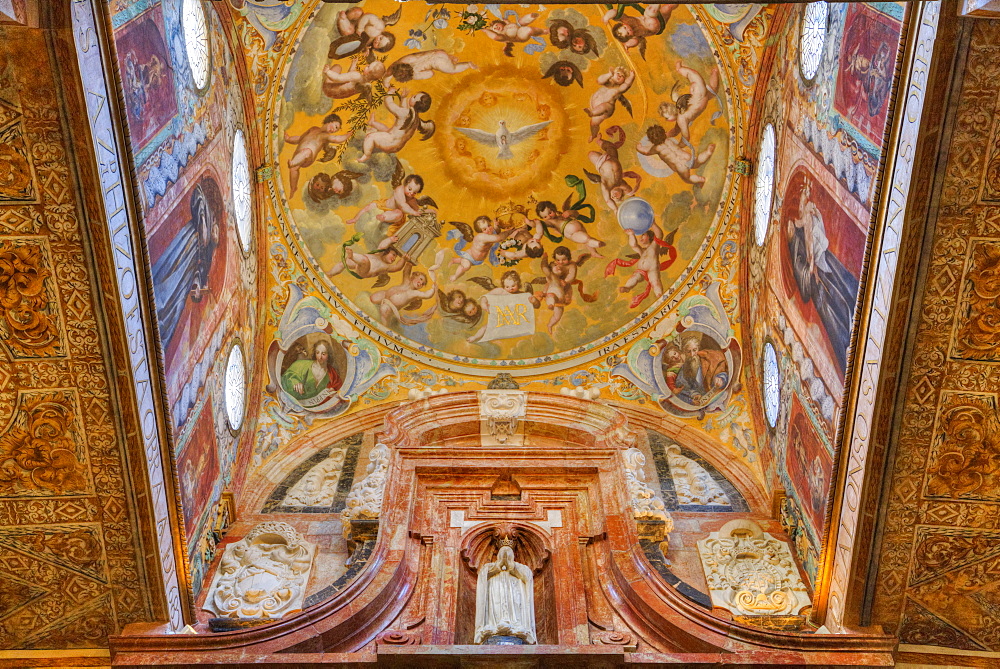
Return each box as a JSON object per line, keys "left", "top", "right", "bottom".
{"left": 617, "top": 197, "right": 655, "bottom": 235}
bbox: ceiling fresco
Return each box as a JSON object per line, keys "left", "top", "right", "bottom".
{"left": 273, "top": 1, "right": 742, "bottom": 375}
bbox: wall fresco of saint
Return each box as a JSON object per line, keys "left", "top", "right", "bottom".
{"left": 745, "top": 2, "right": 905, "bottom": 583}
{"left": 111, "top": 0, "right": 261, "bottom": 592}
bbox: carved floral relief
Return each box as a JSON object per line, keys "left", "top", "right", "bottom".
{"left": 951, "top": 239, "right": 1000, "bottom": 361}
{"left": 204, "top": 521, "right": 316, "bottom": 620}
{"left": 697, "top": 520, "right": 811, "bottom": 617}
{"left": 924, "top": 392, "right": 1000, "bottom": 502}
{"left": 0, "top": 391, "right": 88, "bottom": 497}
{"left": 0, "top": 240, "right": 63, "bottom": 358}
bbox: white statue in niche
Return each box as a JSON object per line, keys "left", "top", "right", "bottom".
{"left": 204, "top": 521, "right": 315, "bottom": 619}
{"left": 474, "top": 545, "right": 537, "bottom": 644}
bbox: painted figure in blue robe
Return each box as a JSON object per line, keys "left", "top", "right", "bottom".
{"left": 151, "top": 177, "right": 221, "bottom": 348}
{"left": 786, "top": 183, "right": 859, "bottom": 373}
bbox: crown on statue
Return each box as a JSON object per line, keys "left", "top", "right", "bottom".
{"left": 494, "top": 522, "right": 519, "bottom": 549}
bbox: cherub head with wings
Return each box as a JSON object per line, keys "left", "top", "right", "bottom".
{"left": 542, "top": 60, "right": 583, "bottom": 88}
{"left": 437, "top": 288, "right": 483, "bottom": 325}
{"left": 307, "top": 170, "right": 364, "bottom": 203}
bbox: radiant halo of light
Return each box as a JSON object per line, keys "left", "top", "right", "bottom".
{"left": 617, "top": 197, "right": 655, "bottom": 236}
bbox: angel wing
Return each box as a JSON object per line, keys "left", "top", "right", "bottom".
{"left": 620, "top": 94, "right": 634, "bottom": 117}
{"left": 576, "top": 253, "right": 593, "bottom": 268}
{"left": 381, "top": 6, "right": 402, "bottom": 26}
{"left": 416, "top": 195, "right": 438, "bottom": 208}
{"left": 529, "top": 276, "right": 548, "bottom": 286}
{"left": 455, "top": 126, "right": 497, "bottom": 147}
{"left": 508, "top": 121, "right": 550, "bottom": 145}
{"left": 391, "top": 160, "right": 405, "bottom": 188}
{"left": 582, "top": 169, "right": 601, "bottom": 184}
{"left": 637, "top": 37, "right": 648, "bottom": 60}
{"left": 662, "top": 228, "right": 678, "bottom": 246}
{"left": 467, "top": 276, "right": 498, "bottom": 291}
{"left": 319, "top": 144, "right": 339, "bottom": 163}
{"left": 418, "top": 119, "right": 436, "bottom": 141}
{"left": 448, "top": 221, "right": 475, "bottom": 243}
{"left": 372, "top": 273, "right": 391, "bottom": 288}
{"left": 437, "top": 289, "right": 458, "bottom": 314}
{"left": 402, "top": 297, "right": 423, "bottom": 312}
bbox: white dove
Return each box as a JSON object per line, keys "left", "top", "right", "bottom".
{"left": 454, "top": 119, "right": 551, "bottom": 160}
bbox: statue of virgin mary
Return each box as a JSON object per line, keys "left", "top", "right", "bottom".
{"left": 474, "top": 545, "right": 537, "bottom": 644}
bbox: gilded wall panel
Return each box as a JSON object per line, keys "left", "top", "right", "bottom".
{"left": 872, "top": 18, "right": 1000, "bottom": 652}
{"left": 0, "top": 24, "right": 156, "bottom": 648}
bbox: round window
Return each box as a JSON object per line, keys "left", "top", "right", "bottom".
{"left": 232, "top": 129, "right": 253, "bottom": 253}
{"left": 224, "top": 343, "right": 246, "bottom": 431}
{"left": 753, "top": 123, "right": 776, "bottom": 246}
{"left": 763, "top": 342, "right": 780, "bottom": 428}
{"left": 799, "top": 2, "right": 829, "bottom": 82}
{"left": 182, "top": 0, "right": 210, "bottom": 90}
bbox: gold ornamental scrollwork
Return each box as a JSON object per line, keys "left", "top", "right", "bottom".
{"left": 0, "top": 391, "right": 89, "bottom": 497}
{"left": 0, "top": 240, "right": 63, "bottom": 358}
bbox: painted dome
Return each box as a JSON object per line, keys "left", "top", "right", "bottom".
{"left": 274, "top": 1, "right": 734, "bottom": 375}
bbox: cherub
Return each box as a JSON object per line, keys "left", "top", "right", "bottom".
{"left": 306, "top": 170, "right": 363, "bottom": 203}
{"left": 542, "top": 60, "right": 583, "bottom": 88}
{"left": 539, "top": 246, "right": 596, "bottom": 333}
{"left": 329, "top": 6, "right": 401, "bottom": 59}
{"left": 638, "top": 124, "right": 716, "bottom": 185}
{"left": 483, "top": 12, "right": 545, "bottom": 57}
{"left": 447, "top": 216, "right": 518, "bottom": 280}
{"left": 283, "top": 114, "right": 350, "bottom": 196}
{"left": 358, "top": 89, "right": 436, "bottom": 163}
{"left": 570, "top": 29, "right": 600, "bottom": 57}
{"left": 328, "top": 234, "right": 412, "bottom": 283}
{"left": 584, "top": 125, "right": 642, "bottom": 211}
{"left": 605, "top": 225, "right": 678, "bottom": 308}
{"left": 585, "top": 67, "right": 635, "bottom": 141}
{"left": 383, "top": 49, "right": 477, "bottom": 89}
{"left": 437, "top": 288, "right": 484, "bottom": 326}
{"left": 658, "top": 61, "right": 721, "bottom": 141}
{"left": 321, "top": 59, "right": 386, "bottom": 100}
{"left": 348, "top": 165, "right": 436, "bottom": 236}
{"left": 548, "top": 19, "right": 574, "bottom": 49}
{"left": 604, "top": 4, "right": 677, "bottom": 58}
{"left": 535, "top": 200, "right": 607, "bottom": 257}
{"left": 466, "top": 270, "right": 542, "bottom": 343}
{"left": 370, "top": 249, "right": 445, "bottom": 326}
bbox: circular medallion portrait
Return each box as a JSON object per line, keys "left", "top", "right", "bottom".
{"left": 277, "top": 333, "right": 348, "bottom": 408}
{"left": 273, "top": 1, "right": 734, "bottom": 374}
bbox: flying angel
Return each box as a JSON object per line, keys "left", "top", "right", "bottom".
{"left": 454, "top": 120, "right": 551, "bottom": 160}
